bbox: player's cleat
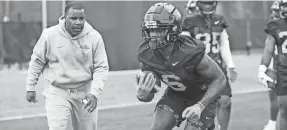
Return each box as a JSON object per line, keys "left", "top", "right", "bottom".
{"left": 262, "top": 124, "right": 276, "bottom": 130}
{"left": 265, "top": 68, "right": 277, "bottom": 89}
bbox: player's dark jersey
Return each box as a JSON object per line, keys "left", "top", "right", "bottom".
{"left": 265, "top": 18, "right": 287, "bottom": 87}
{"left": 137, "top": 35, "right": 208, "bottom": 101}
{"left": 182, "top": 13, "right": 228, "bottom": 68}
{"left": 273, "top": 46, "right": 279, "bottom": 70}
{"left": 269, "top": 15, "right": 280, "bottom": 70}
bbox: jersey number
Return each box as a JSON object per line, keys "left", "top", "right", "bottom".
{"left": 279, "top": 31, "right": 287, "bottom": 53}
{"left": 162, "top": 75, "right": 187, "bottom": 91}
{"left": 195, "top": 32, "right": 220, "bottom": 54}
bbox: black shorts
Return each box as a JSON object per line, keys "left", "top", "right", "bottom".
{"left": 275, "top": 73, "right": 287, "bottom": 96}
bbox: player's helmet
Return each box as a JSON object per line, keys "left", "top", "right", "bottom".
{"left": 185, "top": 0, "right": 198, "bottom": 15}
{"left": 197, "top": 0, "right": 218, "bottom": 15}
{"left": 142, "top": 3, "right": 182, "bottom": 49}
{"left": 279, "top": 0, "right": 287, "bottom": 18}
{"left": 271, "top": 0, "right": 281, "bottom": 19}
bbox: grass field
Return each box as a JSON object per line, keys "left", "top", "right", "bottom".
{"left": 0, "top": 53, "right": 273, "bottom": 130}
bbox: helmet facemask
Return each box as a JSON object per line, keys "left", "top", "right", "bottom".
{"left": 141, "top": 3, "right": 182, "bottom": 49}
{"left": 280, "top": 1, "right": 287, "bottom": 18}
{"left": 142, "top": 21, "right": 179, "bottom": 49}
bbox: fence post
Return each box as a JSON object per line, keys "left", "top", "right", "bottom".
{"left": 42, "top": 0, "right": 47, "bottom": 29}
{"left": 0, "top": 1, "right": 5, "bottom": 65}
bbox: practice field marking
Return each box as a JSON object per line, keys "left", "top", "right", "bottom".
{"left": 0, "top": 87, "right": 268, "bottom": 121}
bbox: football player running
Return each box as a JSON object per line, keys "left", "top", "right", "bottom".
{"left": 136, "top": 2, "right": 227, "bottom": 130}
{"left": 260, "top": 1, "right": 281, "bottom": 130}
{"left": 181, "top": 1, "right": 237, "bottom": 130}
{"left": 258, "top": 0, "right": 287, "bottom": 130}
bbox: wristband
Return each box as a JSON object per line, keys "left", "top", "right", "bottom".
{"left": 197, "top": 102, "right": 205, "bottom": 110}
{"left": 259, "top": 65, "right": 267, "bottom": 73}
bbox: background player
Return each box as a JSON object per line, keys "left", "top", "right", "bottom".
{"left": 136, "top": 2, "right": 227, "bottom": 130}
{"left": 181, "top": 1, "right": 237, "bottom": 130}
{"left": 185, "top": 0, "right": 199, "bottom": 15}
{"left": 258, "top": 0, "right": 287, "bottom": 129}
{"left": 260, "top": 1, "right": 281, "bottom": 130}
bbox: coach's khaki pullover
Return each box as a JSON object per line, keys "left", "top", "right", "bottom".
{"left": 26, "top": 17, "right": 109, "bottom": 98}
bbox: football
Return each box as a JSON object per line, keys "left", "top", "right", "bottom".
{"left": 266, "top": 68, "right": 277, "bottom": 88}
{"left": 136, "top": 71, "right": 161, "bottom": 93}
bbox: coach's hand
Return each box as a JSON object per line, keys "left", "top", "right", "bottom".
{"left": 182, "top": 102, "right": 205, "bottom": 122}
{"left": 26, "top": 91, "right": 38, "bottom": 103}
{"left": 229, "top": 68, "right": 237, "bottom": 82}
{"left": 83, "top": 94, "right": 98, "bottom": 113}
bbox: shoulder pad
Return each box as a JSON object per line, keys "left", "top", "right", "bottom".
{"left": 137, "top": 41, "right": 149, "bottom": 62}
{"left": 212, "top": 13, "right": 228, "bottom": 28}
{"left": 177, "top": 35, "right": 206, "bottom": 69}
{"left": 182, "top": 14, "right": 202, "bottom": 31}
{"left": 264, "top": 19, "right": 279, "bottom": 37}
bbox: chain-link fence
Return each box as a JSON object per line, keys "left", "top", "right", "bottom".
{"left": 0, "top": 1, "right": 274, "bottom": 70}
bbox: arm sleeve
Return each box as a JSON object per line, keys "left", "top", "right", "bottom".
{"left": 90, "top": 34, "right": 109, "bottom": 98}
{"left": 182, "top": 17, "right": 195, "bottom": 37}
{"left": 220, "top": 29, "right": 235, "bottom": 68}
{"left": 26, "top": 29, "right": 48, "bottom": 91}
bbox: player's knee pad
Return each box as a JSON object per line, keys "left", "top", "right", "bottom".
{"left": 219, "top": 96, "right": 231, "bottom": 107}
{"left": 155, "top": 104, "right": 181, "bottom": 126}
{"left": 152, "top": 105, "right": 178, "bottom": 130}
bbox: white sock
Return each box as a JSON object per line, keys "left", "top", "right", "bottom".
{"left": 268, "top": 120, "right": 277, "bottom": 126}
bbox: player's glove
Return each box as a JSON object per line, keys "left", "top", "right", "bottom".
{"left": 257, "top": 65, "right": 274, "bottom": 87}
{"left": 136, "top": 71, "right": 156, "bottom": 100}
{"left": 228, "top": 68, "right": 237, "bottom": 82}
